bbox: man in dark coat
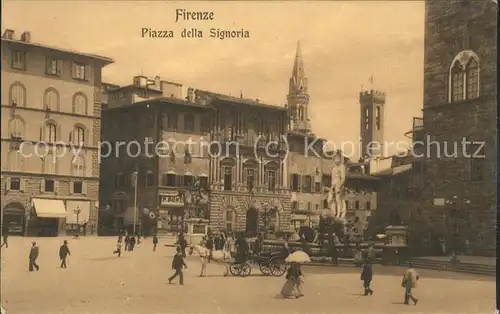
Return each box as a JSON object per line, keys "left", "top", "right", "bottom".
{"left": 153, "top": 235, "right": 158, "bottom": 252}
{"left": 168, "top": 247, "right": 187, "bottom": 285}
{"left": 59, "top": 240, "right": 71, "bottom": 268}
{"left": 1, "top": 228, "right": 8, "bottom": 248}
{"left": 178, "top": 233, "right": 187, "bottom": 258}
{"left": 206, "top": 236, "right": 214, "bottom": 262}
{"left": 235, "top": 233, "right": 249, "bottom": 263}
{"left": 29, "top": 242, "right": 40, "bottom": 271}
{"left": 361, "top": 260, "right": 374, "bottom": 295}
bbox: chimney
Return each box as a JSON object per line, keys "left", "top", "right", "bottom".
{"left": 2, "top": 29, "right": 14, "bottom": 39}
{"left": 20, "top": 31, "right": 31, "bottom": 42}
{"left": 187, "top": 88, "right": 194, "bottom": 103}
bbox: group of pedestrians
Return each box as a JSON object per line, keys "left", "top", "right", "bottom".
{"left": 113, "top": 233, "right": 150, "bottom": 257}
{"left": 27, "top": 240, "right": 71, "bottom": 271}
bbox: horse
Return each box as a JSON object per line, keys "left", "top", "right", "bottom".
{"left": 189, "top": 244, "right": 232, "bottom": 276}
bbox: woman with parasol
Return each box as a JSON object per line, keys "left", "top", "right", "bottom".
{"left": 280, "top": 250, "right": 310, "bottom": 298}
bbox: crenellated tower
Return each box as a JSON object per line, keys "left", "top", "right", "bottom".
{"left": 287, "top": 41, "right": 312, "bottom": 134}
{"left": 359, "top": 86, "right": 385, "bottom": 159}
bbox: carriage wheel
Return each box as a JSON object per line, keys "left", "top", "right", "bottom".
{"left": 259, "top": 263, "right": 272, "bottom": 276}
{"left": 270, "top": 260, "right": 287, "bottom": 277}
{"left": 229, "top": 263, "right": 240, "bottom": 276}
{"left": 240, "top": 262, "right": 252, "bottom": 277}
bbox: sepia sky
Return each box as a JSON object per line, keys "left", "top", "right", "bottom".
{"left": 3, "top": 1, "right": 425, "bottom": 158}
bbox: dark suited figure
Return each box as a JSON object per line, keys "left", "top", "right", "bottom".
{"left": 168, "top": 247, "right": 187, "bottom": 285}
{"left": 153, "top": 235, "right": 158, "bottom": 251}
{"left": 178, "top": 233, "right": 187, "bottom": 258}
{"left": 206, "top": 236, "right": 214, "bottom": 263}
{"left": 360, "top": 260, "right": 373, "bottom": 295}
{"left": 59, "top": 240, "right": 71, "bottom": 268}
{"left": 29, "top": 242, "right": 40, "bottom": 271}
{"left": 1, "top": 228, "right": 8, "bottom": 248}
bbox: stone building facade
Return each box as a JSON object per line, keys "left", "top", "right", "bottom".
{"left": 420, "top": 0, "right": 497, "bottom": 255}
{"left": 100, "top": 77, "right": 211, "bottom": 235}
{"left": 196, "top": 90, "right": 292, "bottom": 235}
{"left": 1, "top": 29, "right": 113, "bottom": 236}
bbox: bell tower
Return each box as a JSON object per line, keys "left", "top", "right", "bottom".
{"left": 287, "top": 41, "right": 311, "bottom": 134}
{"left": 360, "top": 80, "right": 386, "bottom": 159}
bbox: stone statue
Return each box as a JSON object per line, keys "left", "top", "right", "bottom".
{"left": 327, "top": 153, "right": 347, "bottom": 221}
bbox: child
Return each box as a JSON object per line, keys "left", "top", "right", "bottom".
{"left": 113, "top": 241, "right": 122, "bottom": 257}
{"left": 360, "top": 260, "right": 373, "bottom": 295}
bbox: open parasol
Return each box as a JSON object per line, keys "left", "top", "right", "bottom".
{"left": 285, "top": 250, "right": 311, "bottom": 264}
{"left": 376, "top": 234, "right": 387, "bottom": 239}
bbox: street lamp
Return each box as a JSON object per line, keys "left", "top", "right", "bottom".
{"left": 133, "top": 165, "right": 139, "bottom": 235}
{"left": 74, "top": 205, "right": 81, "bottom": 237}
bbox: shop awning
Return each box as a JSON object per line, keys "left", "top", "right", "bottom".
{"left": 66, "top": 201, "right": 91, "bottom": 224}
{"left": 32, "top": 199, "right": 67, "bottom": 218}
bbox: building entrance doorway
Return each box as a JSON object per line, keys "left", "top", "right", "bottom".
{"left": 245, "top": 207, "right": 259, "bottom": 236}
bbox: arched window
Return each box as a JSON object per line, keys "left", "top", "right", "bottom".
{"left": 366, "top": 201, "right": 371, "bottom": 211}
{"left": 44, "top": 154, "right": 56, "bottom": 174}
{"left": 8, "top": 151, "right": 24, "bottom": 171}
{"left": 9, "top": 117, "right": 25, "bottom": 138}
{"left": 449, "top": 50, "right": 480, "bottom": 103}
{"left": 450, "top": 62, "right": 464, "bottom": 102}
{"left": 354, "top": 201, "right": 360, "bottom": 210}
{"left": 45, "top": 123, "right": 57, "bottom": 142}
{"left": 71, "top": 126, "right": 85, "bottom": 145}
{"left": 9, "top": 83, "right": 26, "bottom": 107}
{"left": 72, "top": 155, "right": 85, "bottom": 177}
{"left": 466, "top": 58, "right": 479, "bottom": 99}
{"left": 73, "top": 93, "right": 87, "bottom": 115}
{"left": 44, "top": 89, "right": 59, "bottom": 110}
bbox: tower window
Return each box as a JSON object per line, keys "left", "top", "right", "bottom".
{"left": 364, "top": 107, "right": 369, "bottom": 130}
{"left": 375, "top": 106, "right": 381, "bottom": 130}
{"left": 451, "top": 62, "right": 465, "bottom": 102}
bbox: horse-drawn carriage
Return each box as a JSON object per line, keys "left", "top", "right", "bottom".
{"left": 228, "top": 250, "right": 288, "bottom": 277}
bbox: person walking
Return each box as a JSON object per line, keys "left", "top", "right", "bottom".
{"left": 124, "top": 235, "right": 130, "bottom": 251}
{"left": 153, "top": 235, "right": 158, "bottom": 252}
{"left": 168, "top": 247, "right": 187, "bottom": 285}
{"left": 29, "top": 242, "right": 40, "bottom": 271}
{"left": 402, "top": 262, "right": 419, "bottom": 305}
{"left": 360, "top": 260, "right": 373, "bottom": 295}
{"left": 113, "top": 240, "right": 122, "bottom": 257}
{"left": 59, "top": 240, "right": 71, "bottom": 268}
{"left": 281, "top": 262, "right": 304, "bottom": 298}
{"left": 178, "top": 233, "right": 188, "bottom": 258}
{"left": 1, "top": 228, "right": 8, "bottom": 248}
{"left": 128, "top": 235, "right": 136, "bottom": 251}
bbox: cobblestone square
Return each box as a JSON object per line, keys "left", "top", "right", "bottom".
{"left": 1, "top": 237, "right": 495, "bottom": 314}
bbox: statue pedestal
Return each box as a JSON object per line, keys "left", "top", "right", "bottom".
{"left": 385, "top": 225, "right": 408, "bottom": 246}
{"left": 382, "top": 225, "right": 408, "bottom": 265}
{"left": 186, "top": 218, "right": 209, "bottom": 245}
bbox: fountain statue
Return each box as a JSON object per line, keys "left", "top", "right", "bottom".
{"left": 327, "top": 152, "right": 347, "bottom": 222}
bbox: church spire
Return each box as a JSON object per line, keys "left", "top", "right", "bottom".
{"left": 289, "top": 41, "right": 307, "bottom": 95}
{"left": 287, "top": 41, "right": 311, "bottom": 134}
{"left": 292, "top": 41, "right": 304, "bottom": 81}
